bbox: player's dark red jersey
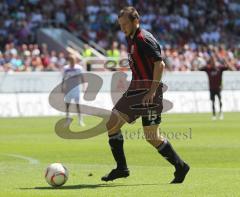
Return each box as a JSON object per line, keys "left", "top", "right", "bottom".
{"left": 200, "top": 66, "right": 228, "bottom": 91}
{"left": 126, "top": 28, "right": 162, "bottom": 81}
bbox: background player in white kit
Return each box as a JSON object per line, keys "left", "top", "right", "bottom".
{"left": 62, "top": 55, "right": 85, "bottom": 126}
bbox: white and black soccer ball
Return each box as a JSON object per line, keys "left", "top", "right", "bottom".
{"left": 45, "top": 163, "right": 68, "bottom": 187}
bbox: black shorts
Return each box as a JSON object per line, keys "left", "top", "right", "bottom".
{"left": 113, "top": 85, "right": 163, "bottom": 126}
{"left": 210, "top": 89, "right": 221, "bottom": 101}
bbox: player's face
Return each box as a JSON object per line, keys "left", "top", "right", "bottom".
{"left": 118, "top": 15, "right": 136, "bottom": 37}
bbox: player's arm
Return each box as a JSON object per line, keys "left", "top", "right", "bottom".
{"left": 198, "top": 65, "right": 207, "bottom": 71}
{"left": 222, "top": 58, "right": 236, "bottom": 71}
{"left": 139, "top": 35, "right": 164, "bottom": 105}
{"left": 142, "top": 60, "right": 165, "bottom": 106}
{"left": 149, "top": 60, "right": 165, "bottom": 93}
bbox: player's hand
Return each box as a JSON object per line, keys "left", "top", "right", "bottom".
{"left": 142, "top": 91, "right": 156, "bottom": 107}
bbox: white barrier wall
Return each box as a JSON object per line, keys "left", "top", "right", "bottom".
{"left": 0, "top": 91, "right": 240, "bottom": 117}
{"left": 0, "top": 72, "right": 240, "bottom": 117}
{"left": 1, "top": 71, "right": 240, "bottom": 93}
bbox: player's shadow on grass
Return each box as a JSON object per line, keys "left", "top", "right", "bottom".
{"left": 20, "top": 183, "right": 158, "bottom": 190}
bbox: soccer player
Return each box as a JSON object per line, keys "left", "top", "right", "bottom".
{"left": 62, "top": 55, "right": 85, "bottom": 126}
{"left": 199, "top": 55, "right": 235, "bottom": 120}
{"left": 101, "top": 7, "right": 190, "bottom": 184}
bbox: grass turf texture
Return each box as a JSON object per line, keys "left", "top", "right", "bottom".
{"left": 0, "top": 113, "right": 239, "bottom": 197}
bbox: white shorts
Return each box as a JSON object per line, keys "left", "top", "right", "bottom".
{"left": 64, "top": 87, "right": 80, "bottom": 103}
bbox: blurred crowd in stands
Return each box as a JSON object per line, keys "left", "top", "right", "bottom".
{"left": 0, "top": 0, "right": 240, "bottom": 72}
{"left": 0, "top": 42, "right": 239, "bottom": 72}
{"left": 0, "top": 42, "right": 67, "bottom": 72}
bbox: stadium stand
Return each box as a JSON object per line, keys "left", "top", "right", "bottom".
{"left": 0, "top": 0, "right": 239, "bottom": 72}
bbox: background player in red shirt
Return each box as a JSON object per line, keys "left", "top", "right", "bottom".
{"left": 199, "top": 55, "right": 235, "bottom": 120}
{"left": 101, "top": 6, "right": 189, "bottom": 184}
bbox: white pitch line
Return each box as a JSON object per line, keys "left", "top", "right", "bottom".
{"left": 2, "top": 153, "right": 39, "bottom": 165}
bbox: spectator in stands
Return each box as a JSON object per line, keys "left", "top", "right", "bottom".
{"left": 49, "top": 50, "right": 58, "bottom": 66}
{"left": 31, "top": 54, "right": 43, "bottom": 71}
{"left": 57, "top": 52, "right": 67, "bottom": 68}
{"left": 32, "top": 44, "right": 40, "bottom": 56}
{"left": 41, "top": 53, "right": 50, "bottom": 70}
{"left": 0, "top": 52, "right": 5, "bottom": 71}
{"left": 1, "top": 0, "right": 239, "bottom": 48}
{"left": 10, "top": 54, "right": 24, "bottom": 71}
{"left": 82, "top": 44, "right": 93, "bottom": 71}
{"left": 107, "top": 41, "right": 120, "bottom": 62}
{"left": 119, "top": 44, "right": 127, "bottom": 59}
{"left": 19, "top": 44, "right": 31, "bottom": 58}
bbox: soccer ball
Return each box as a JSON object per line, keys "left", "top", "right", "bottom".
{"left": 45, "top": 163, "right": 68, "bottom": 187}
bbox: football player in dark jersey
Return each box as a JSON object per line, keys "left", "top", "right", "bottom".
{"left": 199, "top": 55, "right": 235, "bottom": 120}
{"left": 101, "top": 6, "right": 189, "bottom": 184}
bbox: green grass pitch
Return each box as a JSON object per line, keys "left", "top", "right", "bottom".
{"left": 0, "top": 113, "right": 240, "bottom": 197}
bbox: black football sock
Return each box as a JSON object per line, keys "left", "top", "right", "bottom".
{"left": 66, "top": 103, "right": 70, "bottom": 118}
{"left": 219, "top": 100, "right": 222, "bottom": 113}
{"left": 157, "top": 139, "right": 184, "bottom": 170}
{"left": 212, "top": 101, "right": 216, "bottom": 116}
{"left": 109, "top": 132, "right": 128, "bottom": 170}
